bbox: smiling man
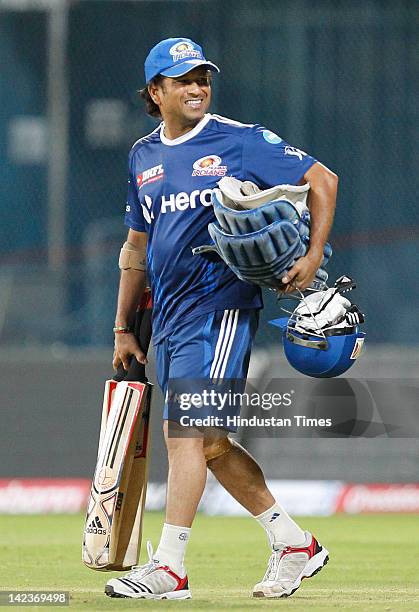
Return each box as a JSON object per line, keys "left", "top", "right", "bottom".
{"left": 147, "top": 68, "right": 213, "bottom": 136}
{"left": 106, "top": 37, "right": 337, "bottom": 600}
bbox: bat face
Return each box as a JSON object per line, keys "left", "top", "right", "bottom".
{"left": 111, "top": 384, "right": 151, "bottom": 569}
{"left": 82, "top": 380, "right": 151, "bottom": 570}
{"left": 83, "top": 289, "right": 153, "bottom": 572}
{"left": 95, "top": 384, "right": 143, "bottom": 493}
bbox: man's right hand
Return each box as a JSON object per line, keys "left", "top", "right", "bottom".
{"left": 113, "top": 333, "right": 148, "bottom": 371}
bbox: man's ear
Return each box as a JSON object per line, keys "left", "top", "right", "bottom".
{"left": 149, "top": 83, "right": 161, "bottom": 106}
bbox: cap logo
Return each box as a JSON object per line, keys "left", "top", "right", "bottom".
{"left": 169, "top": 41, "right": 201, "bottom": 62}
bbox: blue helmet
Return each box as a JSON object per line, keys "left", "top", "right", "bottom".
{"left": 270, "top": 276, "right": 365, "bottom": 378}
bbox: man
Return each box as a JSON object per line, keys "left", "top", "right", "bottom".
{"left": 106, "top": 37, "right": 337, "bottom": 600}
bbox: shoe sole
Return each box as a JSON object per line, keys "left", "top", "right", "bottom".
{"left": 105, "top": 585, "right": 192, "bottom": 600}
{"left": 252, "top": 547, "right": 329, "bottom": 599}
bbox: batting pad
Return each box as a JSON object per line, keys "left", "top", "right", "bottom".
{"left": 205, "top": 221, "right": 328, "bottom": 287}
{"left": 212, "top": 190, "right": 300, "bottom": 234}
{"left": 215, "top": 176, "right": 311, "bottom": 215}
{"left": 193, "top": 177, "right": 332, "bottom": 289}
{"left": 209, "top": 219, "right": 301, "bottom": 265}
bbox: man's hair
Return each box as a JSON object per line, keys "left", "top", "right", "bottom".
{"left": 139, "top": 76, "right": 164, "bottom": 119}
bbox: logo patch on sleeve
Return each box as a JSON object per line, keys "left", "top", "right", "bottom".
{"left": 262, "top": 130, "right": 282, "bottom": 144}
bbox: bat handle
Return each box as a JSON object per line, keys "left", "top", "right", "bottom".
{"left": 113, "top": 358, "right": 146, "bottom": 383}
{"left": 113, "top": 295, "right": 152, "bottom": 383}
{"left": 125, "top": 359, "right": 146, "bottom": 382}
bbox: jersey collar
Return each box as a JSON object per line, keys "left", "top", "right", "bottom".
{"left": 160, "top": 114, "right": 212, "bottom": 146}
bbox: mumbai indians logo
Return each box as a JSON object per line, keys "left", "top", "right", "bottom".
{"left": 169, "top": 41, "right": 201, "bottom": 62}
{"left": 192, "top": 155, "right": 227, "bottom": 177}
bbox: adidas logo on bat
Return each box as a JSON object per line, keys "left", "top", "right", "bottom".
{"left": 86, "top": 516, "right": 107, "bottom": 535}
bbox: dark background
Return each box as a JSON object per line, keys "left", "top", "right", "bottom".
{"left": 0, "top": 0, "right": 418, "bottom": 482}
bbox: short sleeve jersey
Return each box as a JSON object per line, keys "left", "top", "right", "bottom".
{"left": 125, "top": 114, "right": 317, "bottom": 344}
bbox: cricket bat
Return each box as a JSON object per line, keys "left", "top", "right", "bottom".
{"left": 82, "top": 290, "right": 152, "bottom": 571}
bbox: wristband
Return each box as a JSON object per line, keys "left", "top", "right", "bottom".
{"left": 113, "top": 326, "right": 132, "bottom": 334}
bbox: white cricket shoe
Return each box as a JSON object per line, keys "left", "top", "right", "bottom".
{"left": 252, "top": 531, "right": 329, "bottom": 598}
{"left": 105, "top": 541, "right": 191, "bottom": 600}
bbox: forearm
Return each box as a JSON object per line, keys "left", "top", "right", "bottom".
{"left": 114, "top": 269, "right": 146, "bottom": 328}
{"left": 305, "top": 163, "right": 338, "bottom": 260}
{"left": 281, "top": 163, "right": 338, "bottom": 291}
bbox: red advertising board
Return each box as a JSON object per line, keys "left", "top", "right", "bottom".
{"left": 0, "top": 479, "right": 90, "bottom": 514}
{"left": 336, "top": 483, "right": 419, "bottom": 514}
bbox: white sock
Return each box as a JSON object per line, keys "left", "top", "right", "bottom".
{"left": 255, "top": 502, "right": 306, "bottom": 548}
{"left": 154, "top": 523, "right": 191, "bottom": 577}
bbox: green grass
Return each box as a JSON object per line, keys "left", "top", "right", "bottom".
{"left": 1, "top": 513, "right": 419, "bottom": 610}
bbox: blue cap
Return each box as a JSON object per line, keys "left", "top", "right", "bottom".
{"left": 144, "top": 37, "right": 220, "bottom": 83}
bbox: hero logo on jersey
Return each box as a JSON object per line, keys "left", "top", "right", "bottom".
{"left": 284, "top": 146, "right": 307, "bottom": 161}
{"left": 161, "top": 189, "right": 213, "bottom": 213}
{"left": 169, "top": 41, "right": 201, "bottom": 62}
{"left": 192, "top": 155, "right": 227, "bottom": 177}
{"left": 137, "top": 164, "right": 164, "bottom": 189}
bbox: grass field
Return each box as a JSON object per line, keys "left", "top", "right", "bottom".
{"left": 1, "top": 512, "right": 419, "bottom": 611}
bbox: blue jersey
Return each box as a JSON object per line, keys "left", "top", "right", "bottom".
{"left": 125, "top": 114, "right": 317, "bottom": 343}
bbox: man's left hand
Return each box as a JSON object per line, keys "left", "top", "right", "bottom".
{"left": 280, "top": 251, "right": 323, "bottom": 293}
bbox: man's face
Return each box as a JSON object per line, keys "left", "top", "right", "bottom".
{"left": 150, "top": 67, "right": 212, "bottom": 128}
